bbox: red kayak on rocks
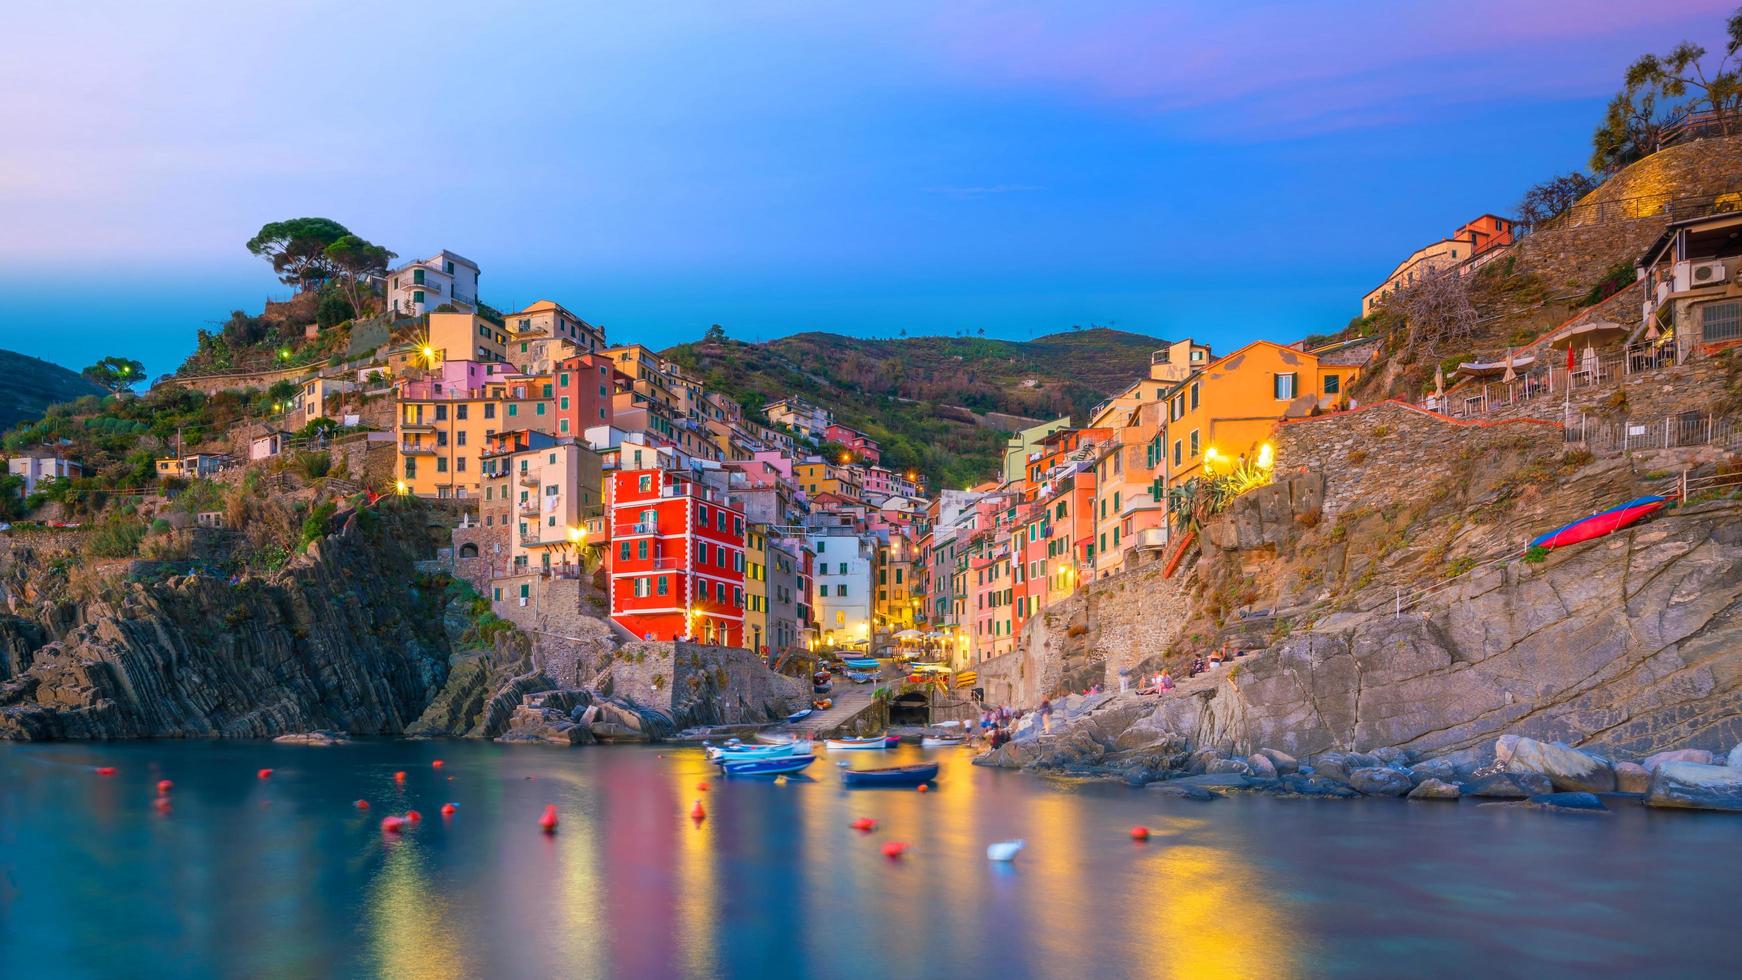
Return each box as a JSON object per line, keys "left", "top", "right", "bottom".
{"left": 1529, "top": 496, "right": 1665, "bottom": 550}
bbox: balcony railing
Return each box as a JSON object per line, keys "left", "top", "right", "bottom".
{"left": 614, "top": 520, "right": 660, "bottom": 536}
{"left": 519, "top": 474, "right": 540, "bottom": 488}
{"left": 399, "top": 443, "right": 438, "bottom": 455}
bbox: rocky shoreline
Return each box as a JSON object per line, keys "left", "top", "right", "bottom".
{"left": 975, "top": 692, "right": 1742, "bottom": 814}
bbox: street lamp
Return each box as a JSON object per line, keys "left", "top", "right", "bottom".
{"left": 394, "top": 479, "right": 408, "bottom": 496}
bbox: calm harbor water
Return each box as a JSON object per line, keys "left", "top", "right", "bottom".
{"left": 2, "top": 740, "right": 1738, "bottom": 979}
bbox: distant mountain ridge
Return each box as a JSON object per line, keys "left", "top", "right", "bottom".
{"left": 663, "top": 327, "right": 1167, "bottom": 486}
{"left": 0, "top": 350, "right": 104, "bottom": 432}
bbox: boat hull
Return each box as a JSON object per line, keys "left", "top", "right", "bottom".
{"left": 841, "top": 762, "right": 939, "bottom": 787}
{"left": 825, "top": 738, "right": 887, "bottom": 751}
{"left": 721, "top": 755, "right": 817, "bottom": 777}
{"left": 1531, "top": 497, "right": 1664, "bottom": 550}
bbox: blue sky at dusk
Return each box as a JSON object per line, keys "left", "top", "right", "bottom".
{"left": 1, "top": 1, "right": 1733, "bottom": 379}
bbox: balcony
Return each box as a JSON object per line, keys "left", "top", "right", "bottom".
{"left": 399, "top": 443, "right": 438, "bottom": 455}
{"left": 1134, "top": 528, "right": 1169, "bottom": 552}
{"left": 399, "top": 420, "right": 435, "bottom": 431}
{"left": 519, "top": 501, "right": 542, "bottom": 517}
{"left": 614, "top": 520, "right": 660, "bottom": 536}
{"left": 519, "top": 473, "right": 540, "bottom": 488}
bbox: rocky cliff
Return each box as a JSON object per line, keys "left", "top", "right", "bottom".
{"left": 0, "top": 505, "right": 453, "bottom": 739}
{"left": 982, "top": 400, "right": 1742, "bottom": 770}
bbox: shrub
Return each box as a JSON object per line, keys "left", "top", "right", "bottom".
{"left": 1444, "top": 555, "right": 1477, "bottom": 578}
{"left": 298, "top": 501, "right": 337, "bottom": 549}
{"left": 1522, "top": 545, "right": 1550, "bottom": 564}
{"left": 85, "top": 515, "right": 146, "bottom": 558}
{"left": 1371, "top": 425, "right": 1392, "bottom": 438}
{"left": 296, "top": 452, "right": 332, "bottom": 479}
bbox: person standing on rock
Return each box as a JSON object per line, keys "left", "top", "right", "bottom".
{"left": 1040, "top": 698, "right": 1054, "bottom": 732}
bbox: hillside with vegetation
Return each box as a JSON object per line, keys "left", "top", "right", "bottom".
{"left": 0, "top": 350, "right": 104, "bottom": 432}
{"left": 663, "top": 327, "right": 1166, "bottom": 486}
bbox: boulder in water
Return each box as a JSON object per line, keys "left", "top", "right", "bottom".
{"left": 1646, "top": 761, "right": 1742, "bottom": 812}
{"left": 1280, "top": 773, "right": 1359, "bottom": 798}
{"left": 1465, "top": 772, "right": 1552, "bottom": 798}
{"left": 1643, "top": 749, "right": 1714, "bottom": 772}
{"left": 1348, "top": 767, "right": 1413, "bottom": 797}
{"left": 1614, "top": 762, "right": 1651, "bottom": 794}
{"left": 1407, "top": 778, "right": 1461, "bottom": 800}
{"left": 1205, "top": 758, "right": 1253, "bottom": 776}
{"left": 1503, "top": 737, "right": 1615, "bottom": 793}
{"left": 1256, "top": 747, "right": 1298, "bottom": 774}
{"left": 1527, "top": 792, "right": 1607, "bottom": 811}
{"left": 1407, "top": 759, "right": 1457, "bottom": 785}
{"left": 1728, "top": 743, "right": 1742, "bottom": 768}
{"left": 1245, "top": 754, "right": 1278, "bottom": 779}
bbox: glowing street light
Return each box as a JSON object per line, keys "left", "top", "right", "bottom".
{"left": 394, "top": 479, "right": 408, "bottom": 496}
{"left": 567, "top": 526, "right": 586, "bottom": 544}
{"left": 1257, "top": 442, "right": 1275, "bottom": 469}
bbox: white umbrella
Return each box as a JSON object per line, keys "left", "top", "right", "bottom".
{"left": 894, "top": 629, "right": 923, "bottom": 640}
{"left": 1433, "top": 364, "right": 1445, "bottom": 399}
{"left": 1500, "top": 349, "right": 1517, "bottom": 384}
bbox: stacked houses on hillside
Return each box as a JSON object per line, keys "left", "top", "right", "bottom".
{"left": 372, "top": 247, "right": 1369, "bottom": 678}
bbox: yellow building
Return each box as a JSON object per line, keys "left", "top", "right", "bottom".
{"left": 1087, "top": 339, "right": 1212, "bottom": 429}
{"left": 396, "top": 374, "right": 556, "bottom": 498}
{"left": 428, "top": 312, "right": 509, "bottom": 363}
{"left": 876, "top": 536, "right": 919, "bottom": 633}
{"left": 794, "top": 461, "right": 862, "bottom": 499}
{"left": 1159, "top": 340, "right": 1355, "bottom": 490}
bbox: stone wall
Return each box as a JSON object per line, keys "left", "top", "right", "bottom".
{"left": 1274, "top": 400, "right": 1561, "bottom": 520}
{"left": 490, "top": 575, "right": 616, "bottom": 687}
{"left": 1571, "top": 134, "right": 1742, "bottom": 215}
{"left": 607, "top": 640, "right": 805, "bottom": 727}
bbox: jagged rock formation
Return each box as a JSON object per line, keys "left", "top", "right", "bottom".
{"left": 0, "top": 507, "right": 452, "bottom": 740}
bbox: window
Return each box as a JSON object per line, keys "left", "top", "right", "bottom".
{"left": 435, "top": 404, "right": 447, "bottom": 421}
{"left": 1324, "top": 373, "right": 1341, "bottom": 394}
{"left": 657, "top": 576, "right": 669, "bottom": 596}
{"left": 560, "top": 397, "right": 569, "bottom": 410}
{"left": 1189, "top": 430, "right": 1199, "bottom": 457}
{"left": 638, "top": 475, "right": 652, "bottom": 492}
{"left": 619, "top": 542, "right": 631, "bottom": 561}
{"left": 456, "top": 404, "right": 468, "bottom": 420}
{"left": 1274, "top": 373, "right": 1298, "bottom": 399}
{"left": 436, "top": 457, "right": 447, "bottom": 472}
{"left": 634, "top": 578, "right": 650, "bottom": 598}
{"left": 1702, "top": 300, "right": 1742, "bottom": 343}
{"left": 637, "top": 540, "right": 648, "bottom": 560}
{"left": 1190, "top": 382, "right": 1199, "bottom": 410}
{"left": 484, "top": 403, "right": 496, "bottom": 419}
{"left": 413, "top": 290, "right": 424, "bottom": 304}
{"left": 508, "top": 404, "right": 518, "bottom": 417}
{"left": 1173, "top": 440, "right": 1182, "bottom": 466}
{"left": 820, "top": 584, "right": 830, "bottom": 597}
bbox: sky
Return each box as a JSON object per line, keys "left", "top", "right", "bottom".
{"left": 0, "top": 0, "right": 1734, "bottom": 379}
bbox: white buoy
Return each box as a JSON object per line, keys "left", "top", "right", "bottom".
{"left": 986, "top": 839, "right": 1025, "bottom": 862}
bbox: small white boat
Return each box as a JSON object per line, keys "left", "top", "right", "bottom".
{"left": 824, "top": 736, "right": 888, "bottom": 751}
{"left": 921, "top": 736, "right": 965, "bottom": 748}
{"left": 755, "top": 732, "right": 798, "bottom": 745}
{"left": 987, "top": 840, "right": 1025, "bottom": 862}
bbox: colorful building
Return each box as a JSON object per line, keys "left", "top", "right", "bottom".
{"left": 385, "top": 250, "right": 480, "bottom": 317}
{"left": 1363, "top": 214, "right": 1515, "bottom": 315}
{"left": 555, "top": 353, "right": 617, "bottom": 439}
{"left": 606, "top": 469, "right": 746, "bottom": 646}
{"left": 808, "top": 529, "right": 873, "bottom": 649}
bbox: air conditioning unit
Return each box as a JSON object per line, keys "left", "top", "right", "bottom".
{"left": 1691, "top": 260, "right": 1728, "bottom": 286}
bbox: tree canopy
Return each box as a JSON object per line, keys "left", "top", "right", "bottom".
{"left": 245, "top": 218, "right": 351, "bottom": 291}
{"left": 82, "top": 356, "right": 146, "bottom": 395}
{"left": 324, "top": 234, "right": 396, "bottom": 319}
{"left": 1593, "top": 7, "right": 1742, "bottom": 173}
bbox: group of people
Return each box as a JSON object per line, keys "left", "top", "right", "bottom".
{"left": 977, "top": 704, "right": 1022, "bottom": 748}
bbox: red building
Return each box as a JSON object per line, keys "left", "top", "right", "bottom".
{"left": 824, "top": 423, "right": 881, "bottom": 465}
{"left": 607, "top": 469, "right": 746, "bottom": 646}
{"left": 555, "top": 353, "right": 617, "bottom": 440}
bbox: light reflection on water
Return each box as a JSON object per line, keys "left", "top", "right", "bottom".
{"left": 2, "top": 740, "right": 1739, "bottom": 979}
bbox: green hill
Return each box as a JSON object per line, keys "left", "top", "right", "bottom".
{"left": 0, "top": 350, "right": 105, "bottom": 432}
{"left": 663, "top": 327, "right": 1166, "bottom": 487}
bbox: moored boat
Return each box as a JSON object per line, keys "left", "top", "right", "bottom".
{"left": 824, "top": 736, "right": 888, "bottom": 751}
{"left": 706, "top": 741, "right": 811, "bottom": 763}
{"left": 786, "top": 708, "right": 813, "bottom": 723}
{"left": 921, "top": 736, "right": 965, "bottom": 748}
{"left": 721, "top": 754, "right": 817, "bottom": 777}
{"left": 884, "top": 735, "right": 902, "bottom": 748}
{"left": 842, "top": 657, "right": 880, "bottom": 670}
{"left": 840, "top": 762, "right": 939, "bottom": 787}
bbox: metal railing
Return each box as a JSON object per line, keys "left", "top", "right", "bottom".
{"left": 1426, "top": 343, "right": 1678, "bottom": 420}
{"left": 1566, "top": 412, "right": 1742, "bottom": 455}
{"left": 1536, "top": 184, "right": 1742, "bottom": 232}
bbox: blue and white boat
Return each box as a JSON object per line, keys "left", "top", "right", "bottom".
{"left": 824, "top": 736, "right": 888, "bottom": 751}
{"left": 706, "top": 741, "right": 811, "bottom": 763}
{"left": 786, "top": 708, "right": 813, "bottom": 723}
{"left": 842, "top": 657, "right": 880, "bottom": 670}
{"left": 721, "top": 754, "right": 817, "bottom": 777}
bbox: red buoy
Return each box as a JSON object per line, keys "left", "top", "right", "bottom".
{"left": 354, "top": 799, "right": 370, "bottom": 810}
{"left": 94, "top": 767, "right": 118, "bottom": 776}
{"left": 697, "top": 780, "right": 710, "bottom": 792}
{"left": 257, "top": 768, "right": 273, "bottom": 780}
{"left": 850, "top": 817, "right": 877, "bottom": 832}
{"left": 539, "top": 805, "right": 559, "bottom": 833}
{"left": 431, "top": 759, "right": 445, "bottom": 768}
{"left": 916, "top": 784, "right": 930, "bottom": 793}
{"left": 881, "top": 841, "right": 909, "bottom": 859}
{"left": 154, "top": 797, "right": 172, "bottom": 814}
{"left": 381, "top": 816, "right": 406, "bottom": 834}
{"left": 393, "top": 771, "right": 406, "bottom": 783}
{"left": 440, "top": 803, "right": 457, "bottom": 817}
{"left": 690, "top": 799, "right": 706, "bottom": 822}
{"left": 1129, "top": 826, "right": 1151, "bottom": 841}
{"left": 406, "top": 809, "right": 423, "bottom": 823}
{"left": 156, "top": 779, "right": 174, "bottom": 795}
